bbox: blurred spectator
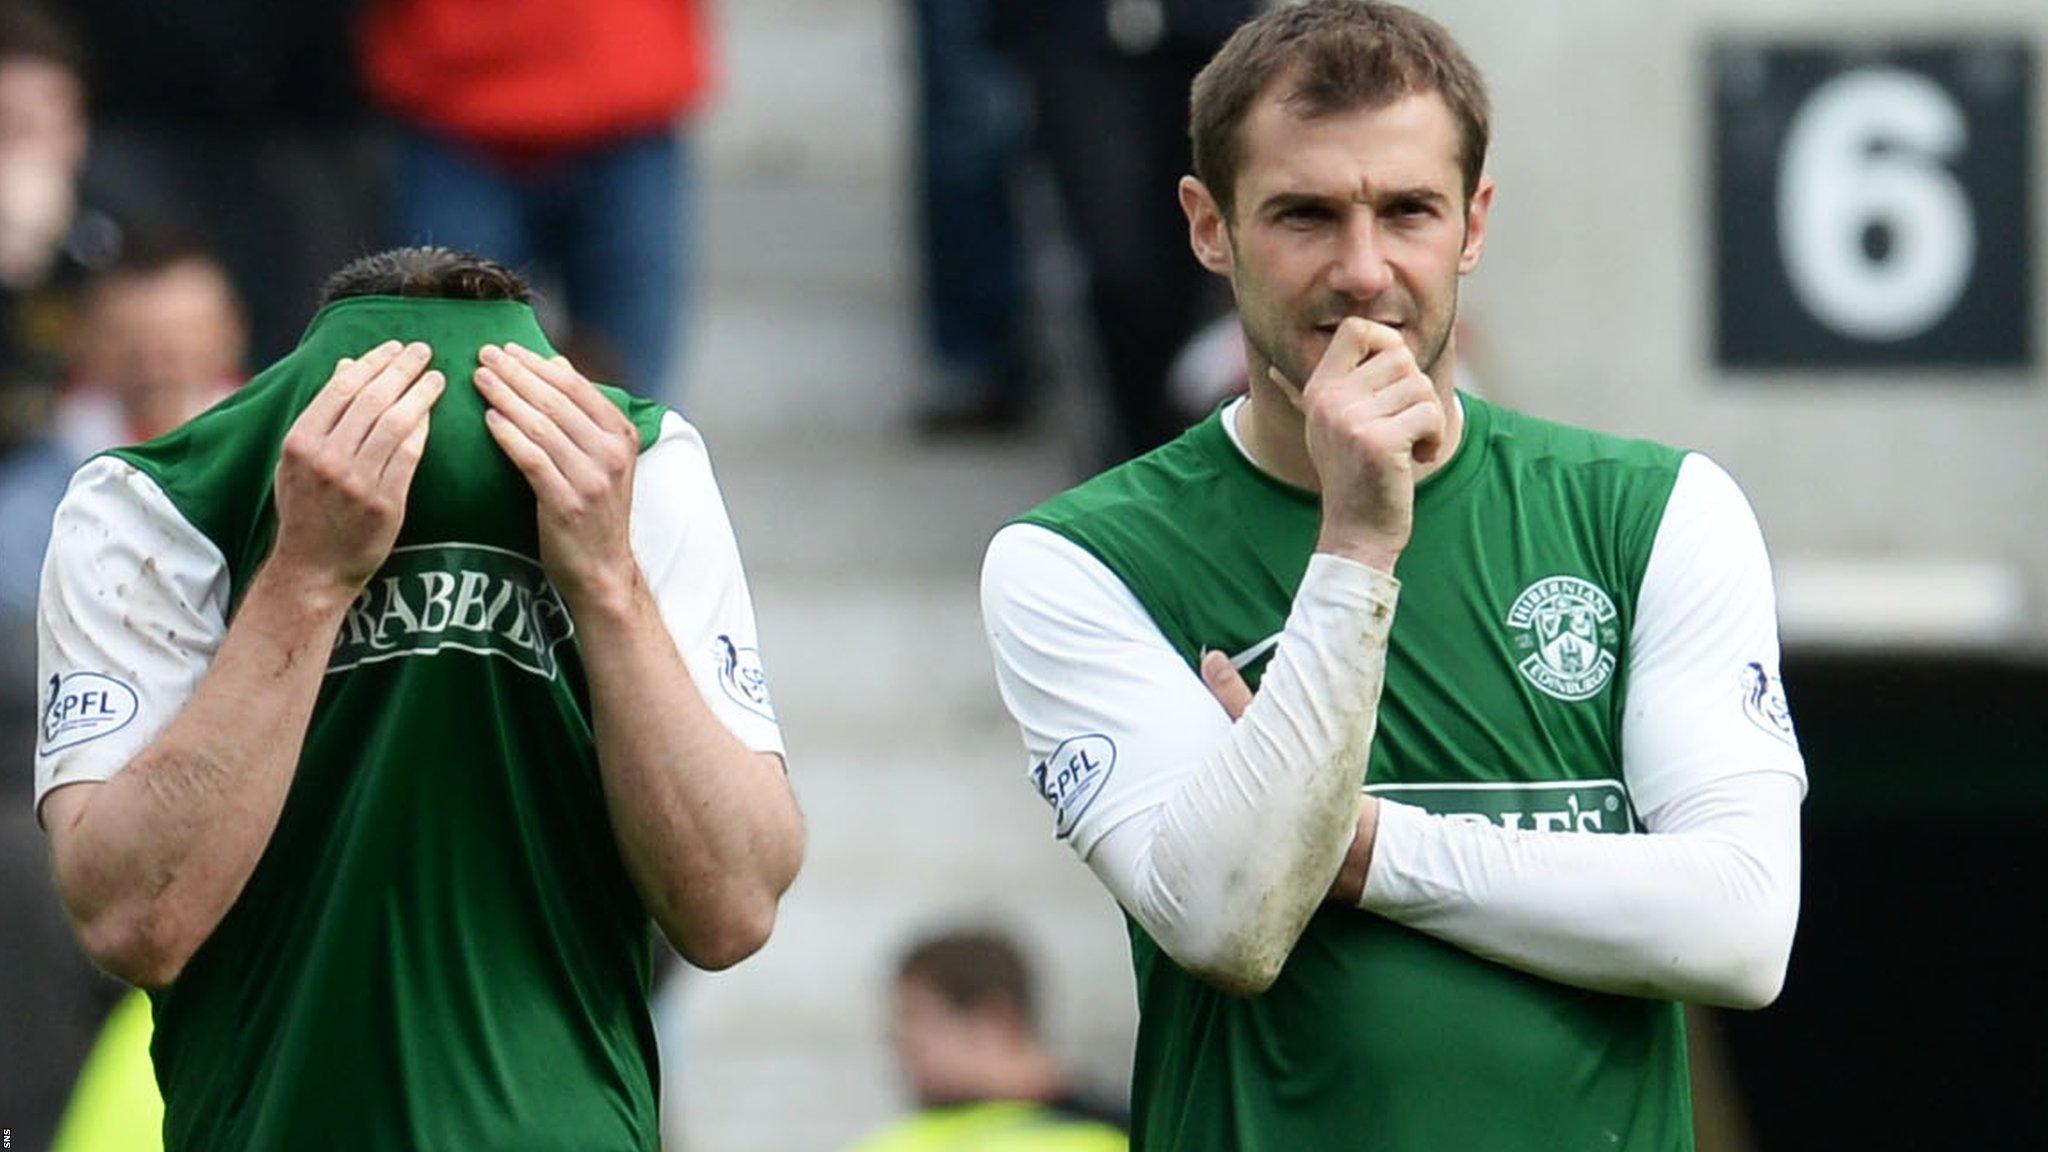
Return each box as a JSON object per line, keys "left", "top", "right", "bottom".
{"left": 907, "top": 0, "right": 1033, "bottom": 436}
{"left": 0, "top": 1, "right": 118, "bottom": 439}
{"left": 49, "top": 989, "right": 165, "bottom": 1152}
{"left": 845, "top": 927, "right": 1127, "bottom": 1152}
{"left": 65, "top": 0, "right": 384, "bottom": 364}
{"left": 0, "top": 16, "right": 125, "bottom": 1150}
{"left": 55, "top": 233, "right": 246, "bottom": 460}
{"left": 994, "top": 0, "right": 1254, "bottom": 464}
{"left": 360, "top": 0, "right": 716, "bottom": 400}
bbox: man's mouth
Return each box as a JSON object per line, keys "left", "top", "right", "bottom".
{"left": 1312, "top": 319, "right": 1403, "bottom": 336}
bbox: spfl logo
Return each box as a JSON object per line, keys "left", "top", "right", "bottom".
{"left": 1740, "top": 661, "right": 1797, "bottom": 746}
{"left": 714, "top": 635, "right": 776, "bottom": 721}
{"left": 40, "top": 671, "right": 139, "bottom": 755}
{"left": 1507, "top": 576, "right": 1620, "bottom": 701}
{"left": 1031, "top": 734, "right": 1116, "bottom": 839}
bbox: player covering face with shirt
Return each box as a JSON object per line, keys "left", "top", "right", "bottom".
{"left": 36, "top": 247, "right": 802, "bottom": 1151}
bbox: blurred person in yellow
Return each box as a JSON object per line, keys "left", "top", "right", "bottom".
{"left": 845, "top": 928, "right": 1127, "bottom": 1152}
{"left": 50, "top": 990, "right": 165, "bottom": 1152}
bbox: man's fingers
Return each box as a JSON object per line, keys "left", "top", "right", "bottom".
{"left": 298, "top": 342, "right": 403, "bottom": 435}
{"left": 333, "top": 341, "right": 434, "bottom": 450}
{"left": 362, "top": 370, "right": 446, "bottom": 474}
{"left": 476, "top": 364, "right": 578, "bottom": 458}
{"left": 1360, "top": 372, "right": 1436, "bottom": 419}
{"left": 476, "top": 365, "right": 612, "bottom": 499}
{"left": 377, "top": 408, "right": 433, "bottom": 492}
{"left": 1300, "top": 318, "right": 1416, "bottom": 412}
{"left": 1266, "top": 366, "right": 1306, "bottom": 410}
{"left": 1385, "top": 394, "right": 1448, "bottom": 463}
{"left": 1200, "top": 649, "right": 1255, "bottom": 722}
{"left": 483, "top": 408, "right": 576, "bottom": 505}
{"left": 480, "top": 345, "right": 612, "bottom": 456}
{"left": 504, "top": 342, "right": 629, "bottom": 434}
{"left": 1321, "top": 317, "right": 1407, "bottom": 377}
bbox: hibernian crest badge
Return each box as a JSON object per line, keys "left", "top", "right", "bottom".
{"left": 1507, "top": 576, "right": 1620, "bottom": 701}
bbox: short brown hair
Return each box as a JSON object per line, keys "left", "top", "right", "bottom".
{"left": 0, "top": 3, "right": 86, "bottom": 77}
{"left": 1190, "top": 0, "right": 1491, "bottom": 219}
{"left": 319, "top": 246, "right": 532, "bottom": 307}
{"left": 897, "top": 928, "right": 1037, "bottom": 1029}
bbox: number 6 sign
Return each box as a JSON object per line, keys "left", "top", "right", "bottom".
{"left": 1713, "top": 42, "right": 2032, "bottom": 370}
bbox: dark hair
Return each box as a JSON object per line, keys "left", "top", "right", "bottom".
{"left": 99, "top": 228, "right": 222, "bottom": 280}
{"left": 897, "top": 928, "right": 1038, "bottom": 1029}
{"left": 0, "top": 3, "right": 86, "bottom": 76}
{"left": 319, "top": 246, "right": 532, "bottom": 307}
{"left": 83, "top": 229, "right": 241, "bottom": 316}
{"left": 1189, "top": 0, "right": 1491, "bottom": 218}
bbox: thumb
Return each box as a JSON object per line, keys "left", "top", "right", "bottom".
{"left": 1199, "top": 649, "right": 1254, "bottom": 722}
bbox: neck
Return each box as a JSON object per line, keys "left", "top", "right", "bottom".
{"left": 1237, "top": 340, "right": 1466, "bottom": 492}
{"left": 989, "top": 1046, "right": 1066, "bottom": 1103}
{"left": 929, "top": 1046, "right": 1065, "bottom": 1110}
{"left": 123, "top": 386, "right": 210, "bottom": 442}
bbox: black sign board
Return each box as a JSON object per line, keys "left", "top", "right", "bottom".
{"left": 1713, "top": 42, "right": 2032, "bottom": 369}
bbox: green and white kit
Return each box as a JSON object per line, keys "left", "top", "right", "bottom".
{"left": 35, "top": 297, "right": 782, "bottom": 1152}
{"left": 981, "top": 394, "right": 1806, "bottom": 1151}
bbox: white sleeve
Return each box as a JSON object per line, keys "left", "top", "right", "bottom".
{"left": 982, "top": 522, "right": 1398, "bottom": 991}
{"left": 1358, "top": 454, "right": 1804, "bottom": 1008}
{"left": 35, "top": 457, "right": 229, "bottom": 819}
{"left": 629, "top": 411, "right": 784, "bottom": 759}
{"left": 1624, "top": 453, "right": 1806, "bottom": 809}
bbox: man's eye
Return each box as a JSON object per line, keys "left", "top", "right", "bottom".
{"left": 1279, "top": 206, "right": 1330, "bottom": 225}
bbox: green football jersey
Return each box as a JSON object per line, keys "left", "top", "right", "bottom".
{"left": 34, "top": 297, "right": 777, "bottom": 1151}
{"left": 1017, "top": 395, "right": 1693, "bottom": 1151}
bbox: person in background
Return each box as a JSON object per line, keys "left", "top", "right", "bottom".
{"left": 844, "top": 927, "right": 1127, "bottom": 1152}
{"left": 993, "top": 0, "right": 1255, "bottom": 464}
{"left": 55, "top": 233, "right": 245, "bottom": 459}
{"left": 359, "top": 0, "right": 716, "bottom": 401}
{"left": 49, "top": 989, "right": 165, "bottom": 1152}
{"left": 0, "top": 10, "right": 126, "bottom": 1147}
{"left": 65, "top": 0, "right": 383, "bottom": 364}
{"left": 906, "top": 0, "right": 1034, "bottom": 437}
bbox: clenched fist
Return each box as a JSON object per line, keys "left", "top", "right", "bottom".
{"left": 1271, "top": 318, "right": 1445, "bottom": 573}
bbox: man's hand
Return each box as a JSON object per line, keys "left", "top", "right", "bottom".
{"left": 1200, "top": 648, "right": 1379, "bottom": 904}
{"left": 1270, "top": 318, "right": 1445, "bottom": 573}
{"left": 476, "top": 342, "right": 641, "bottom": 610}
{"left": 1199, "top": 650, "right": 1255, "bottom": 719}
{"left": 273, "top": 340, "right": 444, "bottom": 600}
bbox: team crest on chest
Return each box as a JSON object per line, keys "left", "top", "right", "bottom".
{"left": 1506, "top": 576, "right": 1620, "bottom": 701}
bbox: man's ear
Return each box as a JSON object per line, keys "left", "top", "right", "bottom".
{"left": 1180, "top": 176, "right": 1235, "bottom": 277}
{"left": 1458, "top": 175, "right": 1495, "bottom": 275}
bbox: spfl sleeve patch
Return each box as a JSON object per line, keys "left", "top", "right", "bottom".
{"left": 40, "top": 672, "right": 140, "bottom": 756}
{"left": 1031, "top": 734, "right": 1116, "bottom": 839}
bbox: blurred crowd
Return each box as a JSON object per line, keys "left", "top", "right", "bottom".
{"left": 907, "top": 0, "right": 1256, "bottom": 462}
{"left": 1, "top": 0, "right": 1255, "bottom": 1146}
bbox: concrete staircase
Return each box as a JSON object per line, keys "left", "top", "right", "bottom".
{"left": 664, "top": 2, "right": 1138, "bottom": 1148}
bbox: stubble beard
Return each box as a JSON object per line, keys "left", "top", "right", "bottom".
{"left": 1239, "top": 279, "right": 1460, "bottom": 402}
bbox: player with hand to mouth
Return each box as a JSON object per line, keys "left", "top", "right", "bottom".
{"left": 981, "top": 4, "right": 1804, "bottom": 1148}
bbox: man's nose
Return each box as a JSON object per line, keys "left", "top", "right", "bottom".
{"left": 1327, "top": 215, "right": 1395, "bottom": 299}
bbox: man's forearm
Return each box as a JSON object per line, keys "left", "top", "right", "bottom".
{"left": 48, "top": 561, "right": 351, "bottom": 987}
{"left": 568, "top": 574, "right": 802, "bottom": 970}
{"left": 1345, "top": 774, "right": 1803, "bottom": 1008}
{"left": 1097, "top": 555, "right": 1397, "bottom": 995}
